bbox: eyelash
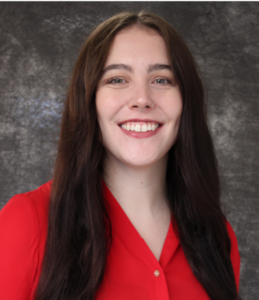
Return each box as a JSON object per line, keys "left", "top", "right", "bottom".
{"left": 153, "top": 78, "right": 172, "bottom": 85}
{"left": 107, "top": 78, "right": 126, "bottom": 84}
{"left": 106, "top": 77, "right": 172, "bottom": 85}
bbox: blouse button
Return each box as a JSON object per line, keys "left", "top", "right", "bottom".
{"left": 154, "top": 270, "right": 160, "bottom": 277}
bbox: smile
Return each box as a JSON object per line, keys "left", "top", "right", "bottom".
{"left": 119, "top": 122, "right": 160, "bottom": 132}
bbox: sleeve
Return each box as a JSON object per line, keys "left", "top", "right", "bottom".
{"left": 226, "top": 221, "right": 241, "bottom": 291}
{"left": 0, "top": 193, "right": 40, "bottom": 300}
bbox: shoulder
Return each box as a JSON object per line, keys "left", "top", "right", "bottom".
{"left": 225, "top": 220, "right": 240, "bottom": 290}
{"left": 0, "top": 181, "right": 51, "bottom": 234}
{"left": 0, "top": 181, "right": 52, "bottom": 299}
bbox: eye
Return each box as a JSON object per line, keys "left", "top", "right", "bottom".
{"left": 153, "top": 78, "right": 172, "bottom": 85}
{"left": 107, "top": 78, "right": 126, "bottom": 84}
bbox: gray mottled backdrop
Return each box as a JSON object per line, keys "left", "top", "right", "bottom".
{"left": 0, "top": 2, "right": 258, "bottom": 299}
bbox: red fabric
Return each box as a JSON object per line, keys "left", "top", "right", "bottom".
{"left": 0, "top": 181, "right": 240, "bottom": 300}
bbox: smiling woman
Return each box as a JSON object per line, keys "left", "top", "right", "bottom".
{"left": 96, "top": 26, "right": 182, "bottom": 168}
{"left": 0, "top": 11, "right": 241, "bottom": 300}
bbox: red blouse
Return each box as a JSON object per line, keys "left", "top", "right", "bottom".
{"left": 0, "top": 181, "right": 240, "bottom": 300}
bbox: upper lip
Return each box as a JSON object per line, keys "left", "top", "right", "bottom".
{"left": 118, "top": 118, "right": 163, "bottom": 125}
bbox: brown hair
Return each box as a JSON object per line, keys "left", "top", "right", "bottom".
{"left": 35, "top": 12, "right": 240, "bottom": 300}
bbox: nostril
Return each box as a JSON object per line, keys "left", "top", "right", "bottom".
{"left": 147, "top": 100, "right": 155, "bottom": 108}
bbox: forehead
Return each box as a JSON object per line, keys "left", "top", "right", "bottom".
{"left": 104, "top": 25, "right": 169, "bottom": 66}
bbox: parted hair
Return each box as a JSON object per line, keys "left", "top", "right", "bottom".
{"left": 35, "top": 11, "right": 240, "bottom": 300}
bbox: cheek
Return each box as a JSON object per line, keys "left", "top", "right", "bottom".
{"left": 96, "top": 90, "right": 110, "bottom": 127}
{"left": 96, "top": 89, "right": 124, "bottom": 120}
{"left": 163, "top": 95, "right": 182, "bottom": 141}
{"left": 96, "top": 92, "right": 118, "bottom": 147}
{"left": 165, "top": 95, "right": 183, "bottom": 122}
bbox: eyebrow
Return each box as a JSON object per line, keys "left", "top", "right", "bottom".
{"left": 147, "top": 64, "right": 172, "bottom": 72}
{"left": 102, "top": 64, "right": 133, "bottom": 74}
{"left": 102, "top": 63, "right": 172, "bottom": 75}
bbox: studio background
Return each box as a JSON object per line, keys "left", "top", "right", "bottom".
{"left": 0, "top": 2, "right": 258, "bottom": 299}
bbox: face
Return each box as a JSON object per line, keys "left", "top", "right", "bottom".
{"left": 96, "top": 26, "right": 182, "bottom": 168}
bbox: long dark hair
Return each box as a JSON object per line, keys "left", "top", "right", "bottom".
{"left": 35, "top": 11, "right": 240, "bottom": 300}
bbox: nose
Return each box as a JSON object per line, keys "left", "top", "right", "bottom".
{"left": 128, "top": 83, "right": 154, "bottom": 111}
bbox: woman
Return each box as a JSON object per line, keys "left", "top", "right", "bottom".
{"left": 0, "top": 11, "right": 240, "bottom": 300}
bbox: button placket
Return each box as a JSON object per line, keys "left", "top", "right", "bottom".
{"left": 152, "top": 268, "right": 170, "bottom": 300}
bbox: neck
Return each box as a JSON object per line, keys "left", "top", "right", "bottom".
{"left": 102, "top": 152, "right": 169, "bottom": 218}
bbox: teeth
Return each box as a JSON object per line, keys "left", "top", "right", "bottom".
{"left": 142, "top": 124, "right": 147, "bottom": 132}
{"left": 120, "top": 122, "right": 160, "bottom": 132}
{"left": 135, "top": 124, "right": 141, "bottom": 132}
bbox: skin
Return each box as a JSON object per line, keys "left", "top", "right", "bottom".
{"left": 96, "top": 26, "right": 182, "bottom": 260}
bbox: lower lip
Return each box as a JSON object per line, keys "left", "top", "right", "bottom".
{"left": 119, "top": 125, "right": 162, "bottom": 138}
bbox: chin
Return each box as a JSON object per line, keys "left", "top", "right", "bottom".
{"left": 121, "top": 154, "right": 163, "bottom": 168}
